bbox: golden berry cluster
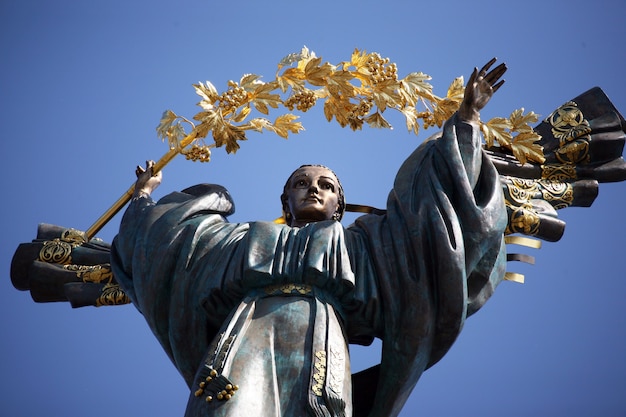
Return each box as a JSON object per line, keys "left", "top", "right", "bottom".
{"left": 366, "top": 53, "right": 398, "bottom": 85}
{"left": 218, "top": 81, "right": 248, "bottom": 113}
{"left": 284, "top": 90, "right": 317, "bottom": 112}
{"left": 347, "top": 99, "right": 373, "bottom": 120}
{"left": 417, "top": 111, "right": 436, "bottom": 129}
{"left": 183, "top": 144, "right": 211, "bottom": 162}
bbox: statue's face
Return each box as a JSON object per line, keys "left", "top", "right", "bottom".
{"left": 284, "top": 166, "right": 340, "bottom": 227}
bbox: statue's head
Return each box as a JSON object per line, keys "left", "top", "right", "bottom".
{"left": 281, "top": 165, "right": 345, "bottom": 227}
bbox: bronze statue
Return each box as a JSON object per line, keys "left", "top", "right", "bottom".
{"left": 11, "top": 58, "right": 626, "bottom": 417}
{"left": 109, "top": 59, "right": 507, "bottom": 417}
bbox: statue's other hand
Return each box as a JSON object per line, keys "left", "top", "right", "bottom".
{"left": 458, "top": 58, "right": 507, "bottom": 123}
{"left": 133, "top": 160, "right": 162, "bottom": 197}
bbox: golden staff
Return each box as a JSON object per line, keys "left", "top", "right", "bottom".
{"left": 84, "top": 132, "right": 197, "bottom": 240}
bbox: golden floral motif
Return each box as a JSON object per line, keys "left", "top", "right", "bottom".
{"left": 95, "top": 284, "right": 130, "bottom": 307}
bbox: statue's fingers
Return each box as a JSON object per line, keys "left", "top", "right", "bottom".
{"left": 479, "top": 57, "right": 498, "bottom": 75}
{"left": 492, "top": 79, "right": 505, "bottom": 94}
{"left": 484, "top": 63, "right": 507, "bottom": 85}
{"left": 466, "top": 67, "right": 479, "bottom": 86}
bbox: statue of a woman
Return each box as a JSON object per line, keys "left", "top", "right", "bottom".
{"left": 111, "top": 59, "right": 508, "bottom": 417}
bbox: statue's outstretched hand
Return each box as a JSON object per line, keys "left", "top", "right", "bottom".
{"left": 133, "top": 160, "right": 162, "bottom": 198}
{"left": 458, "top": 58, "right": 507, "bottom": 123}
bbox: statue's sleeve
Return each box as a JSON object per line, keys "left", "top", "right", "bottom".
{"left": 110, "top": 184, "right": 248, "bottom": 385}
{"left": 350, "top": 113, "right": 508, "bottom": 417}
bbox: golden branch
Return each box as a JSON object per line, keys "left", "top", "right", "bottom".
{"left": 85, "top": 47, "right": 543, "bottom": 239}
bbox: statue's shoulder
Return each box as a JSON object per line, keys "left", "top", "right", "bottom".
{"left": 157, "top": 183, "right": 236, "bottom": 216}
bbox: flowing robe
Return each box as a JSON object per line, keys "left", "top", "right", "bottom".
{"left": 111, "top": 114, "right": 508, "bottom": 417}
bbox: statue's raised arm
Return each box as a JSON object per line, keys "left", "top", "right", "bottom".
{"left": 458, "top": 58, "right": 506, "bottom": 123}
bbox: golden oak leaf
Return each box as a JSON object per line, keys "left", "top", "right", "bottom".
{"left": 509, "top": 108, "right": 540, "bottom": 133}
{"left": 364, "top": 112, "right": 392, "bottom": 129}
{"left": 273, "top": 114, "right": 304, "bottom": 138}
{"left": 481, "top": 117, "right": 513, "bottom": 148}
{"left": 511, "top": 130, "right": 545, "bottom": 164}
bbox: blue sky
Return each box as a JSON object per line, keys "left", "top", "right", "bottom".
{"left": 1, "top": 0, "right": 625, "bottom": 416}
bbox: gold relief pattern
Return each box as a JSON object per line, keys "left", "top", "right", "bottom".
{"left": 59, "top": 228, "right": 87, "bottom": 245}
{"left": 541, "top": 164, "right": 577, "bottom": 181}
{"left": 312, "top": 351, "right": 327, "bottom": 397}
{"left": 539, "top": 181, "right": 574, "bottom": 210}
{"left": 63, "top": 264, "right": 113, "bottom": 284}
{"left": 264, "top": 283, "right": 312, "bottom": 296}
{"left": 38, "top": 227, "right": 88, "bottom": 265}
{"left": 548, "top": 101, "right": 591, "bottom": 165}
{"left": 502, "top": 175, "right": 575, "bottom": 231}
{"left": 95, "top": 283, "right": 130, "bottom": 306}
{"left": 39, "top": 239, "right": 73, "bottom": 265}
{"left": 506, "top": 204, "right": 540, "bottom": 236}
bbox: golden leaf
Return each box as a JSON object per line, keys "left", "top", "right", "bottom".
{"left": 272, "top": 114, "right": 304, "bottom": 138}
{"left": 432, "top": 98, "right": 461, "bottom": 128}
{"left": 156, "top": 110, "right": 179, "bottom": 141}
{"left": 371, "top": 79, "right": 401, "bottom": 111}
{"left": 213, "top": 122, "right": 247, "bottom": 154}
{"left": 278, "top": 67, "right": 306, "bottom": 91}
{"left": 399, "top": 72, "right": 434, "bottom": 106}
{"left": 400, "top": 106, "right": 420, "bottom": 135}
{"left": 446, "top": 77, "right": 465, "bottom": 101}
{"left": 364, "top": 112, "right": 392, "bottom": 129}
{"left": 246, "top": 118, "right": 273, "bottom": 133}
{"left": 251, "top": 81, "right": 281, "bottom": 115}
{"left": 277, "top": 46, "right": 312, "bottom": 70}
{"left": 509, "top": 108, "right": 540, "bottom": 133}
{"left": 326, "top": 70, "right": 356, "bottom": 98}
{"left": 232, "top": 105, "right": 251, "bottom": 123}
{"left": 511, "top": 130, "right": 545, "bottom": 165}
{"left": 323, "top": 95, "right": 352, "bottom": 127}
{"left": 304, "top": 58, "right": 334, "bottom": 87}
{"left": 240, "top": 74, "right": 262, "bottom": 90}
{"left": 193, "top": 81, "right": 219, "bottom": 104}
{"left": 481, "top": 117, "right": 513, "bottom": 148}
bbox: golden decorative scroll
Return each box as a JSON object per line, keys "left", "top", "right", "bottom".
{"left": 39, "top": 239, "right": 73, "bottom": 265}
{"left": 548, "top": 101, "right": 591, "bottom": 165}
{"left": 63, "top": 264, "right": 113, "bottom": 284}
{"left": 95, "top": 283, "right": 131, "bottom": 307}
